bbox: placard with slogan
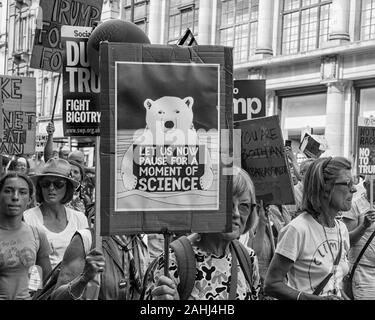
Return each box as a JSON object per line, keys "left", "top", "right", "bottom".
{"left": 30, "top": 0, "right": 103, "bottom": 72}
{"left": 233, "top": 80, "right": 266, "bottom": 122}
{"left": 0, "top": 76, "right": 36, "bottom": 155}
{"left": 357, "top": 117, "right": 375, "bottom": 175}
{"left": 100, "top": 43, "right": 233, "bottom": 235}
{"left": 61, "top": 25, "right": 100, "bottom": 136}
{"left": 35, "top": 134, "right": 48, "bottom": 153}
{"left": 235, "top": 115, "right": 295, "bottom": 205}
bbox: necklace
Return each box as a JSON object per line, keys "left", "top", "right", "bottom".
{"left": 321, "top": 220, "right": 342, "bottom": 295}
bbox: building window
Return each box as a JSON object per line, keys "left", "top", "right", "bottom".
{"left": 359, "top": 87, "right": 375, "bottom": 117}
{"left": 123, "top": 0, "right": 149, "bottom": 35}
{"left": 282, "top": 0, "right": 332, "bottom": 55}
{"left": 218, "top": 0, "right": 258, "bottom": 64}
{"left": 361, "top": 0, "right": 375, "bottom": 40}
{"left": 167, "top": 0, "right": 199, "bottom": 44}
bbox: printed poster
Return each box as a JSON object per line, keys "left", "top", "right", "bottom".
{"left": 115, "top": 62, "right": 220, "bottom": 212}
{"left": 0, "top": 76, "right": 36, "bottom": 155}
{"left": 30, "top": 0, "right": 103, "bottom": 72}
{"left": 357, "top": 117, "right": 375, "bottom": 175}
{"left": 61, "top": 25, "right": 100, "bottom": 136}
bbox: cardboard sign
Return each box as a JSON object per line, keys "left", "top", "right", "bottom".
{"left": 357, "top": 117, "right": 375, "bottom": 175}
{"left": 233, "top": 80, "right": 266, "bottom": 122}
{"left": 235, "top": 115, "right": 295, "bottom": 205}
{"left": 100, "top": 43, "right": 233, "bottom": 235}
{"left": 299, "top": 133, "right": 327, "bottom": 159}
{"left": 61, "top": 26, "right": 100, "bottom": 136}
{"left": 0, "top": 76, "right": 36, "bottom": 155}
{"left": 35, "top": 134, "right": 48, "bottom": 152}
{"left": 30, "top": 0, "right": 103, "bottom": 72}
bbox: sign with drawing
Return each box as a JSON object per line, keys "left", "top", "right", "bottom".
{"left": 115, "top": 62, "right": 219, "bottom": 211}
{"left": 0, "top": 76, "right": 36, "bottom": 155}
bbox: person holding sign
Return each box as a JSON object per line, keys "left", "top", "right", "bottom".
{"left": 342, "top": 175, "right": 375, "bottom": 299}
{"left": 0, "top": 172, "right": 52, "bottom": 299}
{"left": 143, "top": 167, "right": 261, "bottom": 300}
{"left": 264, "top": 157, "right": 354, "bottom": 300}
{"left": 23, "top": 159, "right": 88, "bottom": 269}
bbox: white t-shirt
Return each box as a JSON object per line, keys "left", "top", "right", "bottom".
{"left": 276, "top": 212, "right": 350, "bottom": 297}
{"left": 24, "top": 206, "right": 88, "bottom": 269}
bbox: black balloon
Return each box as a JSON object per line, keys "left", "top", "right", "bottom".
{"left": 87, "top": 19, "right": 151, "bottom": 75}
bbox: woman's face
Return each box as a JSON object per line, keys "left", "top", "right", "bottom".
{"left": 40, "top": 176, "right": 67, "bottom": 205}
{"left": 16, "top": 158, "right": 28, "bottom": 174}
{"left": 222, "top": 192, "right": 253, "bottom": 241}
{"left": 329, "top": 169, "right": 356, "bottom": 212}
{"left": 70, "top": 165, "right": 82, "bottom": 183}
{"left": 0, "top": 177, "right": 30, "bottom": 218}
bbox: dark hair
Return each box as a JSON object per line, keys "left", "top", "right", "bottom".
{"left": 302, "top": 156, "right": 352, "bottom": 216}
{"left": 35, "top": 178, "right": 75, "bottom": 204}
{"left": 0, "top": 171, "right": 34, "bottom": 198}
{"left": 7, "top": 157, "right": 30, "bottom": 172}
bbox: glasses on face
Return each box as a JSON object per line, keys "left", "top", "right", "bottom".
{"left": 334, "top": 180, "right": 355, "bottom": 191}
{"left": 40, "top": 179, "right": 67, "bottom": 189}
{"left": 237, "top": 202, "right": 258, "bottom": 216}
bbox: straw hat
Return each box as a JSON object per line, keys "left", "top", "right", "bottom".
{"left": 31, "top": 158, "right": 80, "bottom": 189}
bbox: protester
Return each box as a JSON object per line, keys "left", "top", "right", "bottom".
{"left": 50, "top": 228, "right": 149, "bottom": 300}
{"left": 0, "top": 172, "right": 51, "bottom": 299}
{"left": 342, "top": 175, "right": 375, "bottom": 299}
{"left": 246, "top": 205, "right": 290, "bottom": 300}
{"left": 264, "top": 157, "right": 353, "bottom": 300}
{"left": 143, "top": 166, "right": 261, "bottom": 300}
{"left": 23, "top": 158, "right": 88, "bottom": 269}
{"left": 7, "top": 156, "right": 30, "bottom": 175}
{"left": 66, "top": 159, "right": 90, "bottom": 214}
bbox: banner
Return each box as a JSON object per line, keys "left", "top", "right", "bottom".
{"left": 235, "top": 115, "right": 295, "bottom": 205}
{"left": 233, "top": 80, "right": 266, "bottom": 122}
{"left": 0, "top": 76, "right": 36, "bottom": 155}
{"left": 61, "top": 26, "right": 100, "bottom": 136}
{"left": 357, "top": 117, "right": 375, "bottom": 175}
{"left": 30, "top": 0, "right": 103, "bottom": 72}
{"left": 100, "top": 43, "right": 233, "bottom": 235}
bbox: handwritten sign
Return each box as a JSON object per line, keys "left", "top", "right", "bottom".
{"left": 357, "top": 118, "right": 375, "bottom": 175}
{"left": 235, "top": 115, "right": 295, "bottom": 205}
{"left": 0, "top": 76, "right": 36, "bottom": 155}
{"left": 30, "top": 0, "right": 103, "bottom": 72}
{"left": 61, "top": 25, "right": 100, "bottom": 136}
{"left": 35, "top": 134, "right": 48, "bottom": 152}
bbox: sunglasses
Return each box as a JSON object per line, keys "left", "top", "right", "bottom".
{"left": 39, "top": 179, "right": 67, "bottom": 189}
{"left": 238, "top": 202, "right": 258, "bottom": 216}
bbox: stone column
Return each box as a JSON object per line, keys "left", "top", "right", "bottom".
{"left": 197, "top": 0, "right": 214, "bottom": 44}
{"left": 255, "top": 0, "right": 274, "bottom": 57}
{"left": 324, "top": 82, "right": 347, "bottom": 157}
{"left": 329, "top": 0, "right": 350, "bottom": 43}
{"left": 148, "top": 0, "right": 164, "bottom": 44}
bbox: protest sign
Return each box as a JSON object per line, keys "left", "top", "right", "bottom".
{"left": 233, "top": 80, "right": 266, "bottom": 122}
{"left": 357, "top": 117, "right": 375, "bottom": 175}
{"left": 35, "top": 134, "right": 48, "bottom": 153}
{"left": 299, "top": 133, "right": 327, "bottom": 159}
{"left": 61, "top": 26, "right": 100, "bottom": 136}
{"left": 0, "top": 76, "right": 36, "bottom": 155}
{"left": 30, "top": 0, "right": 103, "bottom": 72}
{"left": 100, "top": 43, "right": 233, "bottom": 235}
{"left": 235, "top": 115, "right": 295, "bottom": 205}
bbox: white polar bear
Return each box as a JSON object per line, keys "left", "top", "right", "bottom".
{"left": 120, "top": 96, "right": 214, "bottom": 191}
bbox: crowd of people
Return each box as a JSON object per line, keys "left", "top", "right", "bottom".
{"left": 1, "top": 123, "right": 375, "bottom": 300}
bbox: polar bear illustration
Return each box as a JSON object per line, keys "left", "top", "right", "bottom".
{"left": 120, "top": 96, "right": 214, "bottom": 191}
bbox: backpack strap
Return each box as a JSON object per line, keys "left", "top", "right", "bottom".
{"left": 169, "top": 235, "right": 196, "bottom": 300}
{"left": 231, "top": 239, "right": 253, "bottom": 299}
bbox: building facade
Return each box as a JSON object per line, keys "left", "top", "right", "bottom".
{"left": 1, "top": 0, "right": 375, "bottom": 164}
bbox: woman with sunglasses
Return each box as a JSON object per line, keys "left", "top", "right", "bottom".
{"left": 264, "top": 157, "right": 354, "bottom": 300}
{"left": 143, "top": 166, "right": 261, "bottom": 300}
{"left": 24, "top": 159, "right": 88, "bottom": 269}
